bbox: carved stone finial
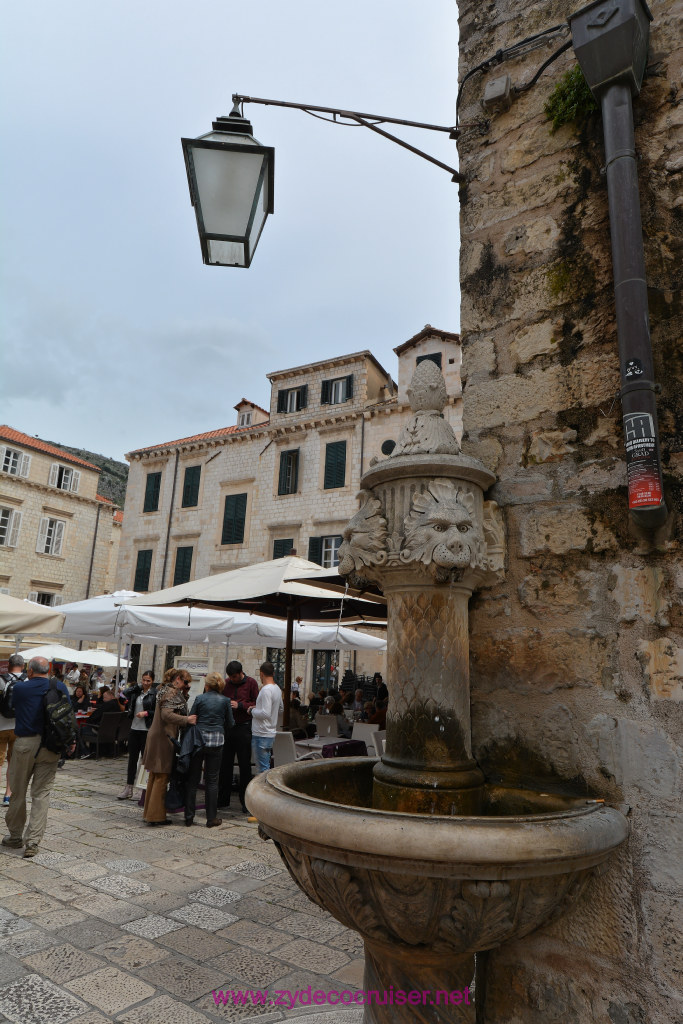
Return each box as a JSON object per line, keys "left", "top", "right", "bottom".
{"left": 407, "top": 358, "right": 448, "bottom": 413}
{"left": 390, "top": 360, "right": 460, "bottom": 457}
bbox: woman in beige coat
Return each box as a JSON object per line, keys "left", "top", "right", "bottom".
{"left": 142, "top": 671, "right": 196, "bottom": 825}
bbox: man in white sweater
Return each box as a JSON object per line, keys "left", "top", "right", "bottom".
{"left": 249, "top": 662, "right": 283, "bottom": 774}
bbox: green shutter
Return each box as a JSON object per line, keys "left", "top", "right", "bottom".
{"left": 173, "top": 546, "right": 193, "bottom": 585}
{"left": 273, "top": 538, "right": 293, "bottom": 559}
{"left": 321, "top": 380, "right": 331, "bottom": 404}
{"left": 277, "top": 390, "right": 287, "bottom": 412}
{"left": 345, "top": 374, "right": 354, "bottom": 400}
{"left": 181, "top": 466, "right": 201, "bottom": 507}
{"left": 299, "top": 385, "right": 308, "bottom": 409}
{"left": 143, "top": 472, "right": 161, "bottom": 513}
{"left": 324, "top": 441, "right": 346, "bottom": 489}
{"left": 222, "top": 493, "right": 247, "bottom": 544}
{"left": 308, "top": 536, "right": 323, "bottom": 564}
{"left": 278, "top": 450, "right": 299, "bottom": 495}
{"left": 134, "top": 549, "right": 153, "bottom": 591}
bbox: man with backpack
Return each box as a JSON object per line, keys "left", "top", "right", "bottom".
{"left": 0, "top": 654, "right": 26, "bottom": 806}
{"left": 1, "top": 656, "right": 75, "bottom": 858}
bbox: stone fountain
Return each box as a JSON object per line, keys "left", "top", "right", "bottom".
{"left": 247, "top": 360, "right": 628, "bottom": 1022}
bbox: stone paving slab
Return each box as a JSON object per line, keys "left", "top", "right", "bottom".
{"left": 0, "top": 758, "right": 365, "bottom": 1024}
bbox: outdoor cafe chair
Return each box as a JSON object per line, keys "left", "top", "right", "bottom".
{"left": 94, "top": 712, "right": 125, "bottom": 759}
{"left": 116, "top": 715, "right": 132, "bottom": 751}
{"left": 272, "top": 732, "right": 323, "bottom": 768}
{"left": 351, "top": 722, "right": 380, "bottom": 755}
{"left": 315, "top": 713, "right": 339, "bottom": 738}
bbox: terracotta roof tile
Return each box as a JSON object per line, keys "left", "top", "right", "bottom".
{"left": 128, "top": 422, "right": 266, "bottom": 456}
{"left": 0, "top": 426, "right": 100, "bottom": 471}
{"left": 113, "top": 509, "right": 124, "bottom": 524}
{"left": 96, "top": 494, "right": 113, "bottom": 504}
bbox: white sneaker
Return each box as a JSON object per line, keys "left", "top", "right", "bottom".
{"left": 117, "top": 785, "right": 133, "bottom": 800}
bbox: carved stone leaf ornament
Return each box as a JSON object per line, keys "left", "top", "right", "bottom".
{"left": 337, "top": 491, "right": 388, "bottom": 576}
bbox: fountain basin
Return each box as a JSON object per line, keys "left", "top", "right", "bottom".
{"left": 248, "top": 759, "right": 628, "bottom": 1022}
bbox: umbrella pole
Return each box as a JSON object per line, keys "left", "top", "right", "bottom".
{"left": 116, "top": 632, "right": 122, "bottom": 692}
{"left": 282, "top": 603, "right": 293, "bottom": 730}
{"left": 15, "top": 634, "right": 22, "bottom": 654}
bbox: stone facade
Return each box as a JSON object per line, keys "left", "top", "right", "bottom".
{"left": 0, "top": 427, "right": 121, "bottom": 613}
{"left": 115, "top": 333, "right": 461, "bottom": 685}
{"left": 457, "top": 1, "right": 682, "bottom": 1021}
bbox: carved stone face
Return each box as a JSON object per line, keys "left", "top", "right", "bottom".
{"left": 405, "top": 498, "right": 474, "bottom": 569}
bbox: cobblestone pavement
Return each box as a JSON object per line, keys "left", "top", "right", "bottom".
{"left": 0, "top": 758, "right": 364, "bottom": 1024}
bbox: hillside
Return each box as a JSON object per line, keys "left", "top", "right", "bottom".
{"left": 41, "top": 439, "right": 128, "bottom": 507}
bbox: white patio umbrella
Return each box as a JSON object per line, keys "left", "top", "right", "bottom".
{"left": 0, "top": 594, "right": 65, "bottom": 636}
{"left": 19, "top": 643, "right": 86, "bottom": 663}
{"left": 19, "top": 644, "right": 130, "bottom": 669}
{"left": 127, "top": 556, "right": 386, "bottom": 726}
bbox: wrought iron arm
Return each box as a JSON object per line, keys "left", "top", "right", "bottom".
{"left": 232, "top": 94, "right": 464, "bottom": 183}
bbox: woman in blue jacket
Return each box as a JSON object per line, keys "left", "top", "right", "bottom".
{"left": 184, "top": 672, "right": 234, "bottom": 828}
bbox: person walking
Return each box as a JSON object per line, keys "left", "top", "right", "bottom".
{"left": 0, "top": 654, "right": 26, "bottom": 805}
{"left": 184, "top": 672, "right": 234, "bottom": 828}
{"left": 1, "top": 657, "right": 73, "bottom": 857}
{"left": 118, "top": 671, "right": 156, "bottom": 800}
{"left": 141, "top": 670, "right": 195, "bottom": 826}
{"left": 249, "top": 662, "right": 283, "bottom": 775}
{"left": 218, "top": 660, "right": 258, "bottom": 813}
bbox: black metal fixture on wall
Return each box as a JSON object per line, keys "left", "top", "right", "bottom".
{"left": 570, "top": 0, "right": 668, "bottom": 529}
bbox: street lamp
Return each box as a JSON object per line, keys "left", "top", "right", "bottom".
{"left": 182, "top": 94, "right": 463, "bottom": 269}
{"left": 181, "top": 101, "right": 274, "bottom": 268}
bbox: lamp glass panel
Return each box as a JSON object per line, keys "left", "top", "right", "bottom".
{"left": 246, "top": 172, "right": 269, "bottom": 251}
{"left": 192, "top": 145, "right": 265, "bottom": 237}
{"left": 207, "top": 239, "right": 246, "bottom": 266}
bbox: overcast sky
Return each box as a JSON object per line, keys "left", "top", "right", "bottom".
{"left": 1, "top": 1, "right": 460, "bottom": 463}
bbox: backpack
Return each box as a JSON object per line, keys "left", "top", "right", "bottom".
{"left": 42, "top": 678, "right": 77, "bottom": 755}
{"left": 0, "top": 671, "right": 24, "bottom": 719}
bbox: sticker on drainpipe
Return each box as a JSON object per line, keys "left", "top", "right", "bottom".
{"left": 623, "top": 412, "right": 663, "bottom": 508}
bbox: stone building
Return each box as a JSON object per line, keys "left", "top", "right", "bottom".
{"left": 115, "top": 328, "right": 461, "bottom": 684}
{"left": 456, "top": 0, "right": 682, "bottom": 1020}
{"left": 0, "top": 426, "right": 122, "bottom": 610}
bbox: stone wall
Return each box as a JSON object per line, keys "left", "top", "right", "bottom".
{"left": 457, "top": 0, "right": 682, "bottom": 1020}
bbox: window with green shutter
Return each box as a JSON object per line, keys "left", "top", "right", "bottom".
{"left": 273, "top": 538, "right": 293, "bottom": 559}
{"left": 143, "top": 472, "right": 161, "bottom": 513}
{"left": 278, "top": 449, "right": 299, "bottom": 495}
{"left": 321, "top": 375, "right": 353, "bottom": 405}
{"left": 277, "top": 385, "right": 308, "bottom": 413}
{"left": 173, "top": 546, "right": 193, "bottom": 585}
{"left": 222, "top": 493, "right": 247, "bottom": 545}
{"left": 308, "top": 536, "right": 323, "bottom": 565}
{"left": 181, "top": 465, "right": 201, "bottom": 507}
{"left": 324, "top": 441, "right": 346, "bottom": 489}
{"left": 134, "top": 549, "right": 153, "bottom": 591}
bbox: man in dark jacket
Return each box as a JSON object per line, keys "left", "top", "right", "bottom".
{"left": 218, "top": 660, "right": 258, "bottom": 812}
{"left": 2, "top": 657, "right": 72, "bottom": 857}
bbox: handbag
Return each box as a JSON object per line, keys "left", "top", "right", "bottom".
{"left": 134, "top": 762, "right": 149, "bottom": 790}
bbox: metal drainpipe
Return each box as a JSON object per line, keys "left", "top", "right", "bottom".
{"left": 570, "top": 0, "right": 667, "bottom": 529}
{"left": 85, "top": 503, "right": 102, "bottom": 598}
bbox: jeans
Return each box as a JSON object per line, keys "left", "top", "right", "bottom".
{"left": 252, "top": 735, "right": 274, "bottom": 775}
{"left": 185, "top": 744, "right": 222, "bottom": 822}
